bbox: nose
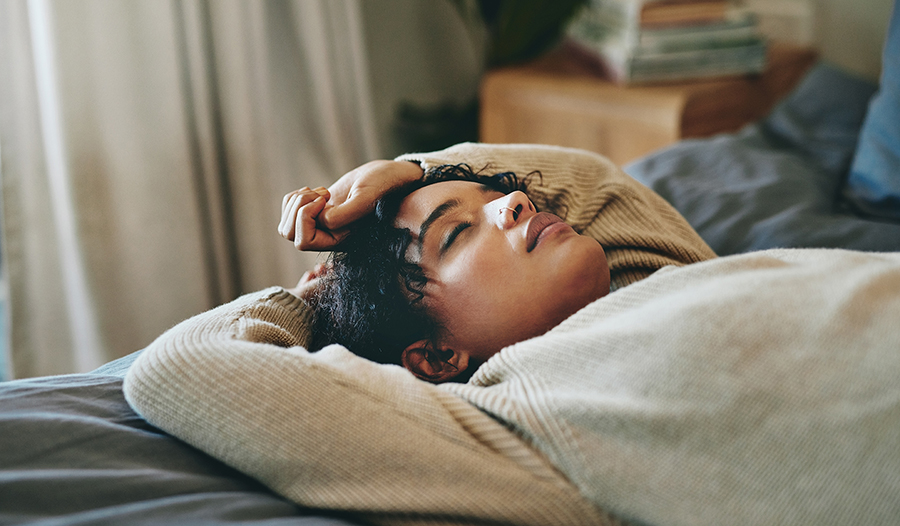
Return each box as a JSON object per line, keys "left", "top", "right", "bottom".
{"left": 494, "top": 191, "right": 535, "bottom": 229}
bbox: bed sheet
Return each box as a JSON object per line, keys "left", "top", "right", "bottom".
{"left": 0, "top": 351, "right": 363, "bottom": 526}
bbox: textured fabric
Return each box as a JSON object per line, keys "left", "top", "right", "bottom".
{"left": 846, "top": 1, "right": 900, "bottom": 220}
{"left": 396, "top": 142, "right": 716, "bottom": 290}
{"left": 125, "top": 249, "right": 900, "bottom": 526}
{"left": 626, "top": 63, "right": 900, "bottom": 256}
{"left": 448, "top": 248, "right": 900, "bottom": 525}
{"left": 125, "top": 288, "right": 615, "bottom": 526}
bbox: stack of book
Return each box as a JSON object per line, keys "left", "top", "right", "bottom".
{"left": 567, "top": 0, "right": 767, "bottom": 84}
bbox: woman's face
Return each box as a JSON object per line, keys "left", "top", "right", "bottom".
{"left": 394, "top": 180, "right": 610, "bottom": 366}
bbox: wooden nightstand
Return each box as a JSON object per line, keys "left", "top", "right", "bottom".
{"left": 480, "top": 43, "right": 817, "bottom": 165}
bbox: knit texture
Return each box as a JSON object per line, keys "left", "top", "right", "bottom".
{"left": 134, "top": 143, "right": 900, "bottom": 525}
{"left": 396, "top": 143, "right": 716, "bottom": 290}
{"left": 125, "top": 249, "right": 900, "bottom": 525}
{"left": 448, "top": 248, "right": 900, "bottom": 525}
{"left": 124, "top": 287, "right": 614, "bottom": 526}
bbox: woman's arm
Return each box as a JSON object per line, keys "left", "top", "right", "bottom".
{"left": 123, "top": 288, "right": 606, "bottom": 526}
{"left": 398, "top": 142, "right": 717, "bottom": 289}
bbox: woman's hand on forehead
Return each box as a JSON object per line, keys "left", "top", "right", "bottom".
{"left": 279, "top": 160, "right": 423, "bottom": 252}
{"left": 321, "top": 160, "right": 424, "bottom": 231}
{"left": 279, "top": 186, "right": 344, "bottom": 251}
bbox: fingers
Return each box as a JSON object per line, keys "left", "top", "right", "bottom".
{"left": 319, "top": 160, "right": 424, "bottom": 231}
{"left": 298, "top": 269, "right": 315, "bottom": 285}
{"left": 308, "top": 262, "right": 330, "bottom": 280}
{"left": 279, "top": 186, "right": 329, "bottom": 241}
{"left": 298, "top": 263, "right": 331, "bottom": 286}
{"left": 296, "top": 195, "right": 331, "bottom": 250}
{"left": 287, "top": 270, "right": 322, "bottom": 301}
{"left": 319, "top": 191, "right": 374, "bottom": 231}
{"left": 280, "top": 160, "right": 422, "bottom": 250}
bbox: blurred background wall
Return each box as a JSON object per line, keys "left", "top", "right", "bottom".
{"left": 0, "top": 0, "right": 894, "bottom": 379}
{"left": 815, "top": 0, "right": 893, "bottom": 80}
{"left": 361, "top": 0, "right": 896, "bottom": 161}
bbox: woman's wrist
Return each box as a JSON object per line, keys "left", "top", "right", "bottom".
{"left": 393, "top": 159, "right": 425, "bottom": 184}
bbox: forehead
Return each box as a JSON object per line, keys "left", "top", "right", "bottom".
{"left": 395, "top": 180, "right": 498, "bottom": 229}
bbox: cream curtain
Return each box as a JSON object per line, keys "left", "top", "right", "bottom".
{"left": 0, "top": 0, "right": 378, "bottom": 378}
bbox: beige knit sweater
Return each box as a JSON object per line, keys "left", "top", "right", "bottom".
{"left": 123, "top": 143, "right": 723, "bottom": 525}
{"left": 125, "top": 247, "right": 900, "bottom": 526}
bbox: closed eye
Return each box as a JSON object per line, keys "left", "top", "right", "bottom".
{"left": 441, "top": 221, "right": 472, "bottom": 255}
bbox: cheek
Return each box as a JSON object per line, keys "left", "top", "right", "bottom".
{"left": 445, "top": 248, "right": 511, "bottom": 296}
{"left": 430, "top": 245, "right": 519, "bottom": 317}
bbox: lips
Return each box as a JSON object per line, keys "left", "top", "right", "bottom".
{"left": 526, "top": 212, "right": 566, "bottom": 252}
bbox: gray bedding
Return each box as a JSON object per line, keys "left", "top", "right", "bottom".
{"left": 0, "top": 352, "right": 363, "bottom": 525}
{"left": 626, "top": 63, "right": 900, "bottom": 255}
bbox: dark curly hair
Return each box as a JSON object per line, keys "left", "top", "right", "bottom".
{"left": 309, "top": 163, "right": 532, "bottom": 369}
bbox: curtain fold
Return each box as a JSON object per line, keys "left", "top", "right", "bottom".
{"left": 0, "top": 0, "right": 377, "bottom": 378}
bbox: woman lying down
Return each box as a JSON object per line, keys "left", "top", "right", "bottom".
{"left": 125, "top": 143, "right": 900, "bottom": 526}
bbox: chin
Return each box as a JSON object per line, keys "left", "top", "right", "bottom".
{"left": 551, "top": 274, "right": 606, "bottom": 322}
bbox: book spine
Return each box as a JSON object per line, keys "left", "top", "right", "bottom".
{"left": 640, "top": 1, "right": 729, "bottom": 27}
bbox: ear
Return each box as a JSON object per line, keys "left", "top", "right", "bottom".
{"left": 401, "top": 340, "right": 470, "bottom": 383}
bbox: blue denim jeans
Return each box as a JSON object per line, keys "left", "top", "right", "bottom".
{"left": 846, "top": 0, "right": 900, "bottom": 221}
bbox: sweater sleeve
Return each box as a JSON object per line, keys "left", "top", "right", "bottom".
{"left": 397, "top": 142, "right": 716, "bottom": 289}
{"left": 123, "top": 287, "right": 609, "bottom": 526}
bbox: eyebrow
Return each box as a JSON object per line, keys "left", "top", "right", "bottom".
{"left": 418, "top": 198, "right": 459, "bottom": 250}
{"left": 415, "top": 185, "right": 499, "bottom": 250}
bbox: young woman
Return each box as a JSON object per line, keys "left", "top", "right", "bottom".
{"left": 280, "top": 142, "right": 714, "bottom": 381}
{"left": 125, "top": 143, "right": 900, "bottom": 526}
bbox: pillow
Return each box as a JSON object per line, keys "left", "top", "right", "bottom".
{"left": 845, "top": 2, "right": 900, "bottom": 221}
{"left": 0, "top": 353, "right": 363, "bottom": 525}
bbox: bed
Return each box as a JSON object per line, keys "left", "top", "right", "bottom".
{"left": 2, "top": 60, "right": 899, "bottom": 525}
{"left": 0, "top": 353, "right": 368, "bottom": 525}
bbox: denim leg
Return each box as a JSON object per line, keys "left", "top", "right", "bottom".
{"left": 846, "top": 0, "right": 900, "bottom": 220}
